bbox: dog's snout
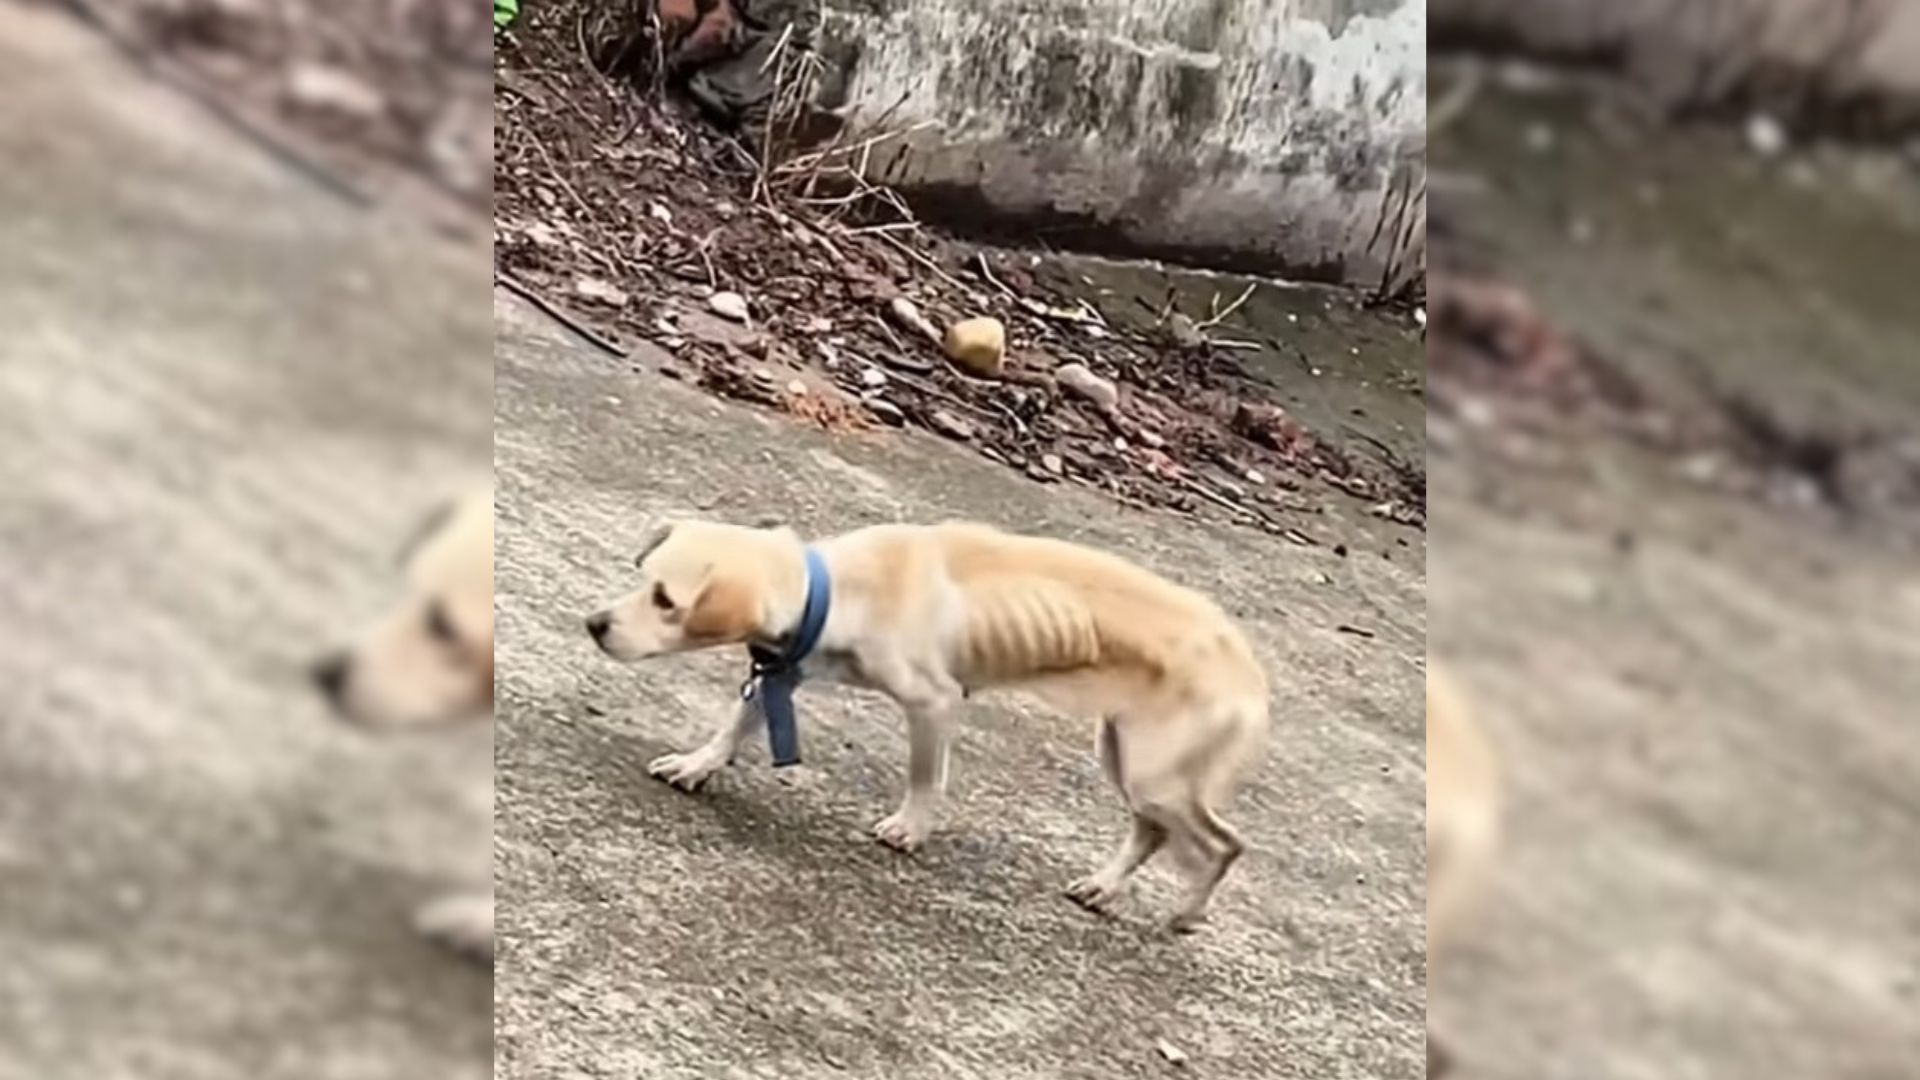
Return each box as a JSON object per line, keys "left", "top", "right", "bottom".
{"left": 585, "top": 611, "right": 612, "bottom": 641}
{"left": 311, "top": 654, "right": 350, "bottom": 699}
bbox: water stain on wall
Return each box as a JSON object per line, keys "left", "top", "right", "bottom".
{"left": 816, "top": 0, "right": 1425, "bottom": 282}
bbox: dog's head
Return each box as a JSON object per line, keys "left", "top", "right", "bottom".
{"left": 586, "top": 518, "right": 799, "bottom": 661}
{"left": 313, "top": 491, "right": 495, "bottom": 729}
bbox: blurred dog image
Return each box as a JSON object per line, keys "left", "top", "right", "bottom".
{"left": 586, "top": 518, "right": 1271, "bottom": 932}
{"left": 1427, "top": 664, "right": 1500, "bottom": 1075}
{"left": 314, "top": 491, "right": 495, "bottom": 729}
{"left": 313, "top": 489, "right": 495, "bottom": 959}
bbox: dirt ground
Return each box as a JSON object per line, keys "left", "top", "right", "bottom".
{"left": 0, "top": 7, "right": 491, "bottom": 1078}
{"left": 492, "top": 287, "right": 1428, "bottom": 1078}
{"left": 1428, "top": 64, "right": 1920, "bottom": 1078}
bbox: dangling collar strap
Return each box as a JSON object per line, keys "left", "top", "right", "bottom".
{"left": 740, "top": 546, "right": 831, "bottom": 767}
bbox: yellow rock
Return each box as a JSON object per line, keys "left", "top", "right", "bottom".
{"left": 943, "top": 317, "right": 1006, "bottom": 378}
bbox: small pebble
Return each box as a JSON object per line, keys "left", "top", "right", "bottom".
{"left": 943, "top": 317, "right": 1007, "bottom": 378}
{"left": 1746, "top": 112, "right": 1788, "bottom": 158}
{"left": 888, "top": 297, "right": 941, "bottom": 343}
{"left": 1056, "top": 362, "right": 1120, "bottom": 410}
{"left": 573, "top": 276, "right": 629, "bottom": 306}
{"left": 708, "top": 291, "right": 750, "bottom": 322}
{"left": 927, "top": 409, "right": 974, "bottom": 441}
{"left": 286, "top": 62, "right": 385, "bottom": 119}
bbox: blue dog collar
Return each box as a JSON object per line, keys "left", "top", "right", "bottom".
{"left": 741, "top": 546, "right": 831, "bottom": 767}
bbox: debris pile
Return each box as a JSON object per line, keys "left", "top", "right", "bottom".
{"left": 1427, "top": 276, "right": 1645, "bottom": 412}
{"left": 495, "top": 5, "right": 1425, "bottom": 537}
{"left": 75, "top": 0, "right": 492, "bottom": 215}
{"left": 1428, "top": 273, "right": 1920, "bottom": 535}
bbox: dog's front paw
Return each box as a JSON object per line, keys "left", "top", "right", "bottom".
{"left": 413, "top": 894, "right": 493, "bottom": 963}
{"left": 648, "top": 749, "right": 722, "bottom": 792}
{"left": 871, "top": 811, "right": 930, "bottom": 853}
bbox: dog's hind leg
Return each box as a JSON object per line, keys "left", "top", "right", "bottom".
{"left": 1093, "top": 709, "right": 1252, "bottom": 932}
{"left": 1066, "top": 718, "right": 1167, "bottom": 911}
{"left": 1066, "top": 813, "right": 1167, "bottom": 911}
{"left": 1159, "top": 796, "right": 1244, "bottom": 932}
{"left": 1114, "top": 783, "right": 1243, "bottom": 933}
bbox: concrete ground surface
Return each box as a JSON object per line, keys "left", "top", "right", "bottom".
{"left": 493, "top": 293, "right": 1428, "bottom": 1079}
{"left": 1433, "top": 442, "right": 1920, "bottom": 1080}
{"left": 1429, "top": 76, "right": 1920, "bottom": 1079}
{"left": 0, "top": 6, "right": 492, "bottom": 1079}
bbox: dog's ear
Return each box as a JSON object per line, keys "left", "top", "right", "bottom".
{"left": 395, "top": 499, "right": 458, "bottom": 569}
{"left": 633, "top": 519, "right": 679, "bottom": 568}
{"left": 683, "top": 574, "right": 760, "bottom": 643}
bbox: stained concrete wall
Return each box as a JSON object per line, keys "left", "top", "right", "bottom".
{"left": 814, "top": 0, "right": 1427, "bottom": 286}
{"left": 1433, "top": 0, "right": 1920, "bottom": 101}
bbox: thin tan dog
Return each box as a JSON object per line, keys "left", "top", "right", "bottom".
{"left": 313, "top": 489, "right": 495, "bottom": 959}
{"left": 1427, "top": 663, "right": 1501, "bottom": 1075}
{"left": 587, "top": 519, "right": 1271, "bottom": 931}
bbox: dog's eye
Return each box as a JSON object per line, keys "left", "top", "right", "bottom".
{"left": 651, "top": 583, "right": 675, "bottom": 611}
{"left": 426, "top": 601, "right": 461, "bottom": 645}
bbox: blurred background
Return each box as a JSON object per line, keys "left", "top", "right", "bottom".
{"left": 0, "top": 1, "right": 492, "bottom": 1077}
{"left": 1427, "top": 0, "right": 1920, "bottom": 1077}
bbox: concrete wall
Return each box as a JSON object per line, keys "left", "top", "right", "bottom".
{"left": 1433, "top": 0, "right": 1920, "bottom": 101}
{"left": 813, "top": 0, "right": 1427, "bottom": 286}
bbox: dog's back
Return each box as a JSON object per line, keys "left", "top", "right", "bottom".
{"left": 925, "top": 521, "right": 1265, "bottom": 705}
